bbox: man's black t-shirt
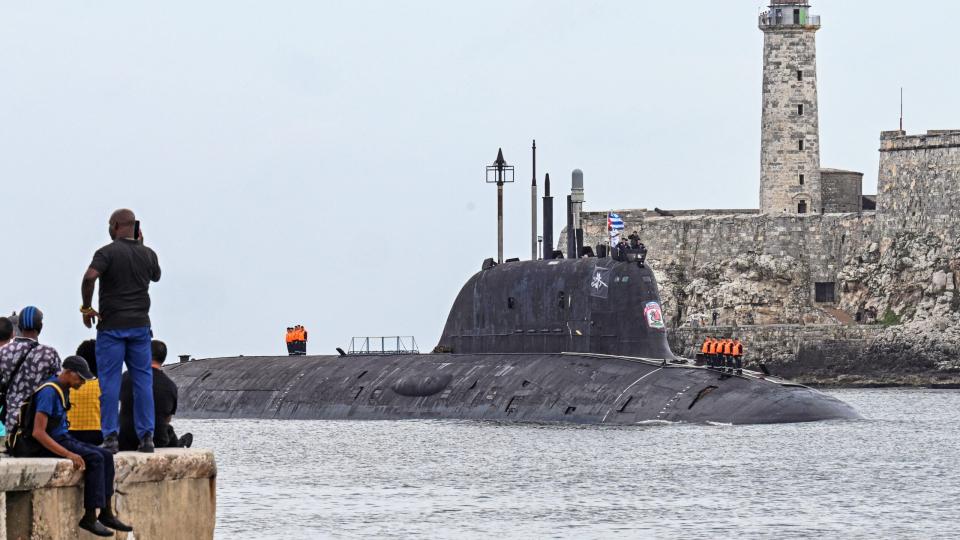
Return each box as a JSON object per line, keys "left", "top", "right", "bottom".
{"left": 89, "top": 239, "right": 161, "bottom": 330}
{"left": 119, "top": 367, "right": 178, "bottom": 450}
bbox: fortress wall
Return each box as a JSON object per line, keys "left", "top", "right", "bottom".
{"left": 569, "top": 211, "right": 876, "bottom": 326}
{"left": 877, "top": 130, "right": 960, "bottom": 240}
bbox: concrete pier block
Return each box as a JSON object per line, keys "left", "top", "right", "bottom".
{"left": 1, "top": 449, "right": 216, "bottom": 540}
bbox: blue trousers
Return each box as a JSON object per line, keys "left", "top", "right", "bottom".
{"left": 97, "top": 327, "right": 155, "bottom": 439}
{"left": 55, "top": 436, "right": 115, "bottom": 509}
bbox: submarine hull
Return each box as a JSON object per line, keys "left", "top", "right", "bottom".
{"left": 166, "top": 352, "right": 861, "bottom": 425}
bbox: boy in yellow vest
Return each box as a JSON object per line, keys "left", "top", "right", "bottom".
{"left": 68, "top": 339, "right": 102, "bottom": 445}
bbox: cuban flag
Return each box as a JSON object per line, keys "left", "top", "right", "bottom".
{"left": 608, "top": 213, "right": 625, "bottom": 231}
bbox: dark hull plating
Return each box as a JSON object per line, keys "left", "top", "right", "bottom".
{"left": 166, "top": 352, "right": 861, "bottom": 425}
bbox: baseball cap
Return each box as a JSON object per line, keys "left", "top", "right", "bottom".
{"left": 18, "top": 306, "right": 43, "bottom": 331}
{"left": 62, "top": 356, "right": 96, "bottom": 380}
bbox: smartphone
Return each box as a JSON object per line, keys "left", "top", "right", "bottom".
{"left": 133, "top": 220, "right": 141, "bottom": 241}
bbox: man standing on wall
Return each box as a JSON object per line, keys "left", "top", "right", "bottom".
{"left": 81, "top": 209, "right": 162, "bottom": 453}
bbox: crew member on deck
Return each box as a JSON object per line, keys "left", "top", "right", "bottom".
{"left": 733, "top": 338, "right": 744, "bottom": 375}
{"left": 722, "top": 338, "right": 734, "bottom": 374}
{"left": 706, "top": 337, "right": 718, "bottom": 370}
{"left": 285, "top": 327, "right": 294, "bottom": 356}
{"left": 289, "top": 325, "right": 308, "bottom": 356}
{"left": 700, "top": 337, "right": 712, "bottom": 366}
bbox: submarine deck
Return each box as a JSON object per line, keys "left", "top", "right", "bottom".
{"left": 167, "top": 351, "right": 861, "bottom": 425}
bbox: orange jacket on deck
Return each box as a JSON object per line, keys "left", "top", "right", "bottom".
{"left": 285, "top": 329, "right": 294, "bottom": 344}
{"left": 733, "top": 340, "right": 743, "bottom": 356}
{"left": 722, "top": 340, "right": 733, "bottom": 355}
{"left": 701, "top": 340, "right": 711, "bottom": 354}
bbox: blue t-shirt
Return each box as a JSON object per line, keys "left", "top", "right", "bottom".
{"left": 34, "top": 379, "right": 69, "bottom": 440}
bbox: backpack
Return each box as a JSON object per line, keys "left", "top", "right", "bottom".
{"left": 6, "top": 381, "right": 67, "bottom": 458}
{"left": 0, "top": 341, "right": 41, "bottom": 426}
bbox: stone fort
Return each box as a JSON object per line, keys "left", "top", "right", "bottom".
{"left": 561, "top": 1, "right": 960, "bottom": 384}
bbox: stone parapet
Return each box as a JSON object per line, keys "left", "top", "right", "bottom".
{"left": 880, "top": 130, "right": 960, "bottom": 151}
{"left": 1, "top": 449, "right": 216, "bottom": 540}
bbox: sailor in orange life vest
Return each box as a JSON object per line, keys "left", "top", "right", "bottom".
{"left": 285, "top": 327, "right": 295, "bottom": 356}
{"left": 709, "top": 339, "right": 720, "bottom": 369}
{"left": 724, "top": 338, "right": 735, "bottom": 374}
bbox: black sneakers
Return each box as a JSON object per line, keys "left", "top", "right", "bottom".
{"left": 178, "top": 433, "right": 194, "bottom": 448}
{"left": 78, "top": 518, "right": 114, "bottom": 537}
{"left": 99, "top": 514, "right": 134, "bottom": 532}
{"left": 101, "top": 434, "right": 119, "bottom": 455}
{"left": 138, "top": 434, "right": 155, "bottom": 453}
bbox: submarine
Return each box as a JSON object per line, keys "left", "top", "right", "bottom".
{"left": 166, "top": 256, "right": 861, "bottom": 425}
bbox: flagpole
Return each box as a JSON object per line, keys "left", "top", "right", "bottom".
{"left": 607, "top": 211, "right": 613, "bottom": 249}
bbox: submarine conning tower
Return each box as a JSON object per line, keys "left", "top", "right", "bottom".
{"left": 436, "top": 257, "right": 675, "bottom": 359}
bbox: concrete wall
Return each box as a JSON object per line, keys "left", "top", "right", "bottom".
{"left": 1, "top": 449, "right": 216, "bottom": 540}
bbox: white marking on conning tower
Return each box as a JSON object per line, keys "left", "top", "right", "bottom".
{"left": 601, "top": 368, "right": 663, "bottom": 423}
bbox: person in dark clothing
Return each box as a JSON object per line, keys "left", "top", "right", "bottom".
{"left": 24, "top": 356, "right": 133, "bottom": 537}
{"left": 636, "top": 242, "right": 648, "bottom": 267}
{"left": 119, "top": 340, "right": 192, "bottom": 451}
{"left": 0, "top": 316, "right": 13, "bottom": 348}
{"left": 81, "top": 208, "right": 161, "bottom": 454}
{"left": 628, "top": 231, "right": 640, "bottom": 249}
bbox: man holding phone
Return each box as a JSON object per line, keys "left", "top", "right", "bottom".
{"left": 80, "top": 209, "right": 162, "bottom": 453}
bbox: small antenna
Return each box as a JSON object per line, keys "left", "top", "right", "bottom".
{"left": 900, "top": 87, "right": 904, "bottom": 131}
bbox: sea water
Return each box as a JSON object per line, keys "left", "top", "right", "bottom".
{"left": 180, "top": 389, "right": 960, "bottom": 539}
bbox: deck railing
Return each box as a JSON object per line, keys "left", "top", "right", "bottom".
{"left": 348, "top": 336, "right": 420, "bottom": 355}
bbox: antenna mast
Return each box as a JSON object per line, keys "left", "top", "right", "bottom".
{"left": 531, "top": 140, "right": 538, "bottom": 260}
{"left": 900, "top": 87, "right": 904, "bottom": 131}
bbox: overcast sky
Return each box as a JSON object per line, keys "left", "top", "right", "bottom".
{"left": 2, "top": 1, "right": 958, "bottom": 359}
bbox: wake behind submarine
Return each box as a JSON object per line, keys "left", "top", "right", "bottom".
{"left": 167, "top": 255, "right": 861, "bottom": 425}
